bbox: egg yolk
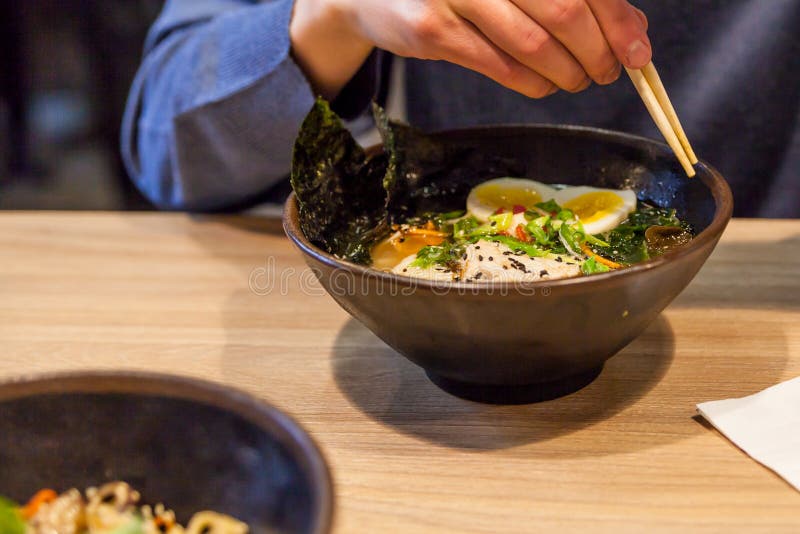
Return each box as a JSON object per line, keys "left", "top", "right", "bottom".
{"left": 475, "top": 184, "right": 543, "bottom": 209}
{"left": 562, "top": 191, "right": 623, "bottom": 223}
{"left": 371, "top": 233, "right": 445, "bottom": 270}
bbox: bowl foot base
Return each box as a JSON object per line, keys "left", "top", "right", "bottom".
{"left": 425, "top": 366, "right": 603, "bottom": 404}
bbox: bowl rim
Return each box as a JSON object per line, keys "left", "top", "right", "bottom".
{"left": 283, "top": 123, "right": 733, "bottom": 292}
{"left": 0, "top": 370, "right": 334, "bottom": 534}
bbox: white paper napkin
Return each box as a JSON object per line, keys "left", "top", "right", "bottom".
{"left": 697, "top": 376, "right": 800, "bottom": 491}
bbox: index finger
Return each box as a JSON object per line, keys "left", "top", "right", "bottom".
{"left": 585, "top": 0, "right": 652, "bottom": 68}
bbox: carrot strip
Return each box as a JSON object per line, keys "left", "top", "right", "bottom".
{"left": 515, "top": 225, "right": 531, "bottom": 243}
{"left": 581, "top": 243, "right": 623, "bottom": 269}
{"left": 21, "top": 489, "right": 58, "bottom": 519}
{"left": 405, "top": 228, "right": 448, "bottom": 237}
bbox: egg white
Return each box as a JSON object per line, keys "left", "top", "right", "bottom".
{"left": 553, "top": 186, "right": 637, "bottom": 235}
{"left": 466, "top": 178, "right": 557, "bottom": 222}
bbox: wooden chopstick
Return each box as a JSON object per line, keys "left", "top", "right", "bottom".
{"left": 641, "top": 63, "right": 698, "bottom": 165}
{"left": 625, "top": 62, "right": 697, "bottom": 177}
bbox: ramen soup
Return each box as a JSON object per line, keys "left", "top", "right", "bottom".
{"left": 370, "top": 177, "right": 692, "bottom": 283}
{"left": 0, "top": 482, "right": 248, "bottom": 534}
{"left": 290, "top": 99, "right": 693, "bottom": 282}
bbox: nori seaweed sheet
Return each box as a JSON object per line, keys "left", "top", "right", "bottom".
{"left": 290, "top": 99, "right": 523, "bottom": 265}
{"left": 290, "top": 98, "right": 388, "bottom": 264}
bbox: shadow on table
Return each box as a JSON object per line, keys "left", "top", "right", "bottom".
{"left": 331, "top": 313, "right": 791, "bottom": 454}
{"left": 331, "top": 316, "right": 678, "bottom": 452}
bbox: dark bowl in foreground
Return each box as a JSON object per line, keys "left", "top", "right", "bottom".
{"left": 284, "top": 125, "right": 733, "bottom": 403}
{"left": 0, "top": 371, "right": 333, "bottom": 534}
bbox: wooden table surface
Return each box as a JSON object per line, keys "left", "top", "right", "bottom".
{"left": 1, "top": 212, "right": 799, "bottom": 532}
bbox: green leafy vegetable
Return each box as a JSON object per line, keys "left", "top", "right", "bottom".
{"left": 526, "top": 218, "right": 551, "bottom": 245}
{"left": 581, "top": 257, "right": 611, "bottom": 275}
{"left": 599, "top": 225, "right": 650, "bottom": 264}
{"left": 591, "top": 204, "right": 692, "bottom": 265}
{"left": 0, "top": 497, "right": 25, "bottom": 534}
{"left": 624, "top": 205, "right": 683, "bottom": 230}
{"left": 410, "top": 241, "right": 465, "bottom": 270}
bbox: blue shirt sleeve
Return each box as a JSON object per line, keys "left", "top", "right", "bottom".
{"left": 121, "top": 0, "right": 317, "bottom": 210}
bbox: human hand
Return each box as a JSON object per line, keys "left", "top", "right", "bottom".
{"left": 291, "top": 0, "right": 651, "bottom": 99}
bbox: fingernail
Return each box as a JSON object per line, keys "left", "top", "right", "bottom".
{"left": 600, "top": 65, "right": 620, "bottom": 85}
{"left": 626, "top": 40, "right": 650, "bottom": 68}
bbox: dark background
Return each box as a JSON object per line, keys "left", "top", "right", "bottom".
{"left": 0, "top": 1, "right": 161, "bottom": 210}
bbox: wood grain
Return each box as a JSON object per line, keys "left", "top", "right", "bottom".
{"left": 1, "top": 212, "right": 798, "bottom": 533}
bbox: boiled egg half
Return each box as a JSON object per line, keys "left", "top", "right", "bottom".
{"left": 466, "top": 178, "right": 557, "bottom": 221}
{"left": 553, "top": 186, "right": 637, "bottom": 235}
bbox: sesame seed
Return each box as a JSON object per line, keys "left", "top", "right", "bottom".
{"left": 539, "top": 270, "right": 549, "bottom": 277}
{"left": 488, "top": 256, "right": 494, "bottom": 261}
{"left": 478, "top": 255, "right": 484, "bottom": 261}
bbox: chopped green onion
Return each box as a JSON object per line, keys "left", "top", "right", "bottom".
{"left": 486, "top": 235, "right": 548, "bottom": 258}
{"left": 556, "top": 209, "right": 575, "bottom": 221}
{"left": 558, "top": 223, "right": 583, "bottom": 256}
{"left": 584, "top": 233, "right": 610, "bottom": 247}
{"left": 488, "top": 212, "right": 514, "bottom": 230}
{"left": 535, "top": 199, "right": 562, "bottom": 214}
{"left": 468, "top": 212, "right": 513, "bottom": 237}
{"left": 569, "top": 220, "right": 610, "bottom": 247}
{"left": 453, "top": 216, "right": 480, "bottom": 239}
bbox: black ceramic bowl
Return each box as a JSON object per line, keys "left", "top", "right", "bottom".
{"left": 284, "top": 125, "right": 733, "bottom": 403}
{"left": 0, "top": 371, "right": 333, "bottom": 534}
